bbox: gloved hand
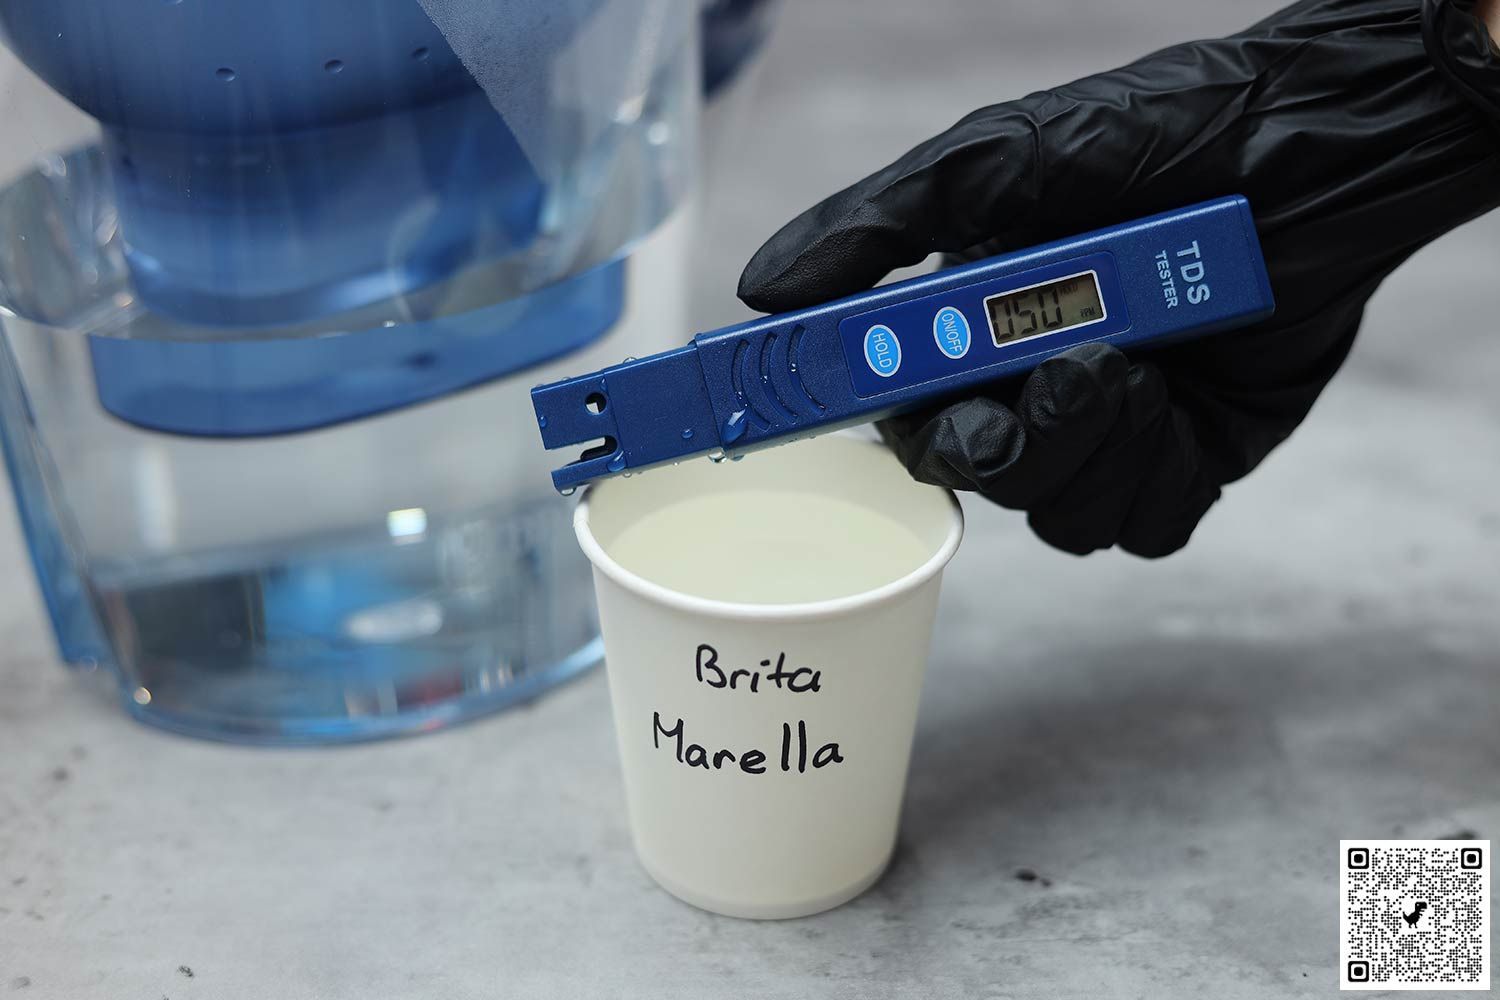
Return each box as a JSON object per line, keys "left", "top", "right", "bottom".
{"left": 739, "top": 0, "right": 1500, "bottom": 557}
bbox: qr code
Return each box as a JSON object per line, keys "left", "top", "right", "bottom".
{"left": 1340, "top": 840, "right": 1490, "bottom": 990}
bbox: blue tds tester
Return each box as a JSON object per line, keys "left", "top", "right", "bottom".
{"left": 532, "top": 195, "right": 1275, "bottom": 492}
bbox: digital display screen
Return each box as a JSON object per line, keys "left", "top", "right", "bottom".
{"left": 985, "top": 272, "right": 1105, "bottom": 347}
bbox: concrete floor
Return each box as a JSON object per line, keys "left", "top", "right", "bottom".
{"left": 2, "top": 1, "right": 1498, "bottom": 997}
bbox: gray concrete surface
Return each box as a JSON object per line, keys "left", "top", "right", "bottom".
{"left": 3, "top": 1, "right": 1499, "bottom": 997}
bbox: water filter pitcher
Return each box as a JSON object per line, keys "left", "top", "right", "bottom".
{"left": 0, "top": 0, "right": 769, "bottom": 742}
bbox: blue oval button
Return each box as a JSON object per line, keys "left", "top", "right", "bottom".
{"left": 932, "top": 306, "right": 971, "bottom": 360}
{"left": 863, "top": 324, "right": 902, "bottom": 378}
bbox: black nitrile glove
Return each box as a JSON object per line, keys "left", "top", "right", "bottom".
{"left": 739, "top": 0, "right": 1500, "bottom": 557}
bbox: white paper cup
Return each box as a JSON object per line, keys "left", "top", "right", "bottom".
{"left": 574, "top": 434, "right": 963, "bottom": 919}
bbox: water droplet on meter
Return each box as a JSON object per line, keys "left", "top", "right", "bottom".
{"left": 607, "top": 452, "right": 627, "bottom": 473}
{"left": 707, "top": 448, "right": 726, "bottom": 464}
{"left": 559, "top": 486, "right": 576, "bottom": 497}
{"left": 681, "top": 428, "right": 694, "bottom": 440}
{"left": 730, "top": 454, "right": 745, "bottom": 462}
{"left": 538, "top": 415, "right": 548, "bottom": 429}
{"left": 720, "top": 409, "right": 749, "bottom": 444}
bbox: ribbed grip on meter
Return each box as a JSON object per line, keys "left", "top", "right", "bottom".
{"left": 696, "top": 322, "right": 829, "bottom": 445}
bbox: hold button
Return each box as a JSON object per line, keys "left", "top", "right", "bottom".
{"left": 863, "top": 324, "right": 902, "bottom": 378}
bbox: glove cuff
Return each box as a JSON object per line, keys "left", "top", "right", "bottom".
{"left": 1425, "top": 0, "right": 1500, "bottom": 125}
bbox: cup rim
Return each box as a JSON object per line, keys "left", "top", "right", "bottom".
{"left": 572, "top": 438, "right": 965, "bottom": 622}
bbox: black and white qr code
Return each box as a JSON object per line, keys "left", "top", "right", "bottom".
{"left": 1340, "top": 839, "right": 1490, "bottom": 990}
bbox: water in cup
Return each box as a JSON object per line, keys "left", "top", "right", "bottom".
{"left": 604, "top": 488, "right": 931, "bottom": 604}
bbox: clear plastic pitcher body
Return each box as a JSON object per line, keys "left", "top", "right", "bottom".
{"left": 0, "top": 0, "right": 710, "bottom": 742}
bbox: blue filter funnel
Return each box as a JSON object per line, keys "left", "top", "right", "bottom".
{"left": 0, "top": 0, "right": 695, "bottom": 434}
{"left": 0, "top": 0, "right": 554, "bottom": 328}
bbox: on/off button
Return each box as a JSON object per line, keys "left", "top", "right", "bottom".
{"left": 932, "top": 305, "right": 971, "bottom": 359}
{"left": 862, "top": 324, "right": 902, "bottom": 378}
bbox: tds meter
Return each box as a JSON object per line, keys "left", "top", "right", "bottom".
{"left": 533, "top": 195, "right": 1274, "bottom": 492}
